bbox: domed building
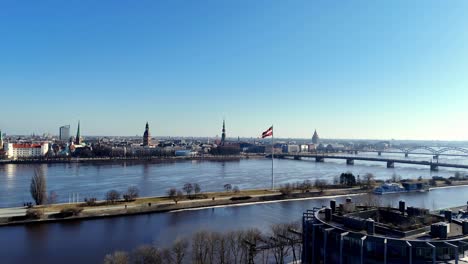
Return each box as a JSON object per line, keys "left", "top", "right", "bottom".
{"left": 312, "top": 129, "right": 320, "bottom": 144}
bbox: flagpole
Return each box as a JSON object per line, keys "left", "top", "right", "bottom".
{"left": 271, "top": 125, "right": 274, "bottom": 190}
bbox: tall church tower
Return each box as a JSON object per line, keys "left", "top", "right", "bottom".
{"left": 220, "top": 120, "right": 226, "bottom": 146}
{"left": 74, "top": 121, "right": 82, "bottom": 145}
{"left": 143, "top": 122, "right": 151, "bottom": 146}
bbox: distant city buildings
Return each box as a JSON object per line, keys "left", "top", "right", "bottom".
{"left": 59, "top": 125, "right": 70, "bottom": 142}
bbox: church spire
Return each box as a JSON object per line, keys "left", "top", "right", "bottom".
{"left": 221, "top": 119, "right": 226, "bottom": 146}
{"left": 75, "top": 121, "right": 82, "bottom": 145}
{"left": 143, "top": 122, "right": 151, "bottom": 146}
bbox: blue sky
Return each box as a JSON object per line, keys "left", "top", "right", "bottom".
{"left": 1, "top": 0, "right": 468, "bottom": 140}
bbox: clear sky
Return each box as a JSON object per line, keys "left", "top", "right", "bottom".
{"left": 1, "top": 0, "right": 468, "bottom": 140}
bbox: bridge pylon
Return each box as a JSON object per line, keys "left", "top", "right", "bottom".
{"left": 387, "top": 161, "right": 395, "bottom": 168}
{"left": 346, "top": 159, "right": 354, "bottom": 165}
{"left": 405, "top": 152, "right": 409, "bottom": 158}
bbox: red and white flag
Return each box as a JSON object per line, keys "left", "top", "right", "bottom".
{"left": 262, "top": 126, "right": 273, "bottom": 138}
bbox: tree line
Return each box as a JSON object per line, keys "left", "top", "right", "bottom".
{"left": 104, "top": 222, "right": 301, "bottom": 264}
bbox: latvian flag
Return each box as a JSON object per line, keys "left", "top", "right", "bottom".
{"left": 262, "top": 126, "right": 273, "bottom": 138}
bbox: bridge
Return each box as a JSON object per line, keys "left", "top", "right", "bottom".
{"left": 345, "top": 146, "right": 468, "bottom": 158}
{"left": 274, "top": 153, "right": 468, "bottom": 171}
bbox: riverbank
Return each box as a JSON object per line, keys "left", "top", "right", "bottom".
{"left": 2, "top": 178, "right": 468, "bottom": 227}
{"left": 0, "top": 154, "right": 265, "bottom": 165}
{"left": 0, "top": 187, "right": 367, "bottom": 227}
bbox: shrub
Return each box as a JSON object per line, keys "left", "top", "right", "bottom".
{"left": 84, "top": 197, "right": 97, "bottom": 206}
{"left": 26, "top": 209, "right": 44, "bottom": 219}
{"left": 233, "top": 186, "right": 240, "bottom": 193}
{"left": 279, "top": 183, "right": 293, "bottom": 195}
{"left": 59, "top": 207, "right": 83, "bottom": 217}
{"left": 224, "top": 184, "right": 232, "bottom": 192}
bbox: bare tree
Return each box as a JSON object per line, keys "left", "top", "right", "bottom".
{"left": 124, "top": 186, "right": 139, "bottom": 201}
{"left": 104, "top": 251, "right": 129, "bottom": 264}
{"left": 279, "top": 183, "right": 293, "bottom": 195}
{"left": 363, "top": 173, "right": 376, "bottom": 189}
{"left": 183, "top": 183, "right": 193, "bottom": 197}
{"left": 132, "top": 245, "right": 162, "bottom": 264}
{"left": 30, "top": 169, "right": 47, "bottom": 205}
{"left": 106, "top": 190, "right": 121, "bottom": 204}
{"left": 270, "top": 223, "right": 299, "bottom": 264}
{"left": 194, "top": 183, "right": 201, "bottom": 196}
{"left": 314, "top": 179, "right": 327, "bottom": 193}
{"left": 192, "top": 231, "right": 211, "bottom": 264}
{"left": 172, "top": 238, "right": 189, "bottom": 264}
{"left": 167, "top": 188, "right": 178, "bottom": 204}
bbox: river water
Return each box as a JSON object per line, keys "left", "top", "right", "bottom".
{"left": 0, "top": 153, "right": 467, "bottom": 208}
{"left": 0, "top": 155, "right": 468, "bottom": 263}
{"left": 0, "top": 186, "right": 467, "bottom": 264}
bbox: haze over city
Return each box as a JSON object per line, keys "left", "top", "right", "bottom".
{"left": 2, "top": 1, "right": 468, "bottom": 140}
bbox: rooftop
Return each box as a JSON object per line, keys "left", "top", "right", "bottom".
{"left": 315, "top": 198, "right": 468, "bottom": 241}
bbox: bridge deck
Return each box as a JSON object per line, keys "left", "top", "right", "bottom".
{"left": 275, "top": 154, "right": 468, "bottom": 169}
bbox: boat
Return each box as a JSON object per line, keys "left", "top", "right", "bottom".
{"left": 373, "top": 183, "right": 406, "bottom": 194}
{"left": 374, "top": 181, "right": 430, "bottom": 195}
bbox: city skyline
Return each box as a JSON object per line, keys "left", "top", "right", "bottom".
{"left": 2, "top": 1, "right": 468, "bottom": 140}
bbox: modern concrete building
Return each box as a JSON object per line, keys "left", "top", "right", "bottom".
{"left": 59, "top": 125, "right": 70, "bottom": 141}
{"left": 302, "top": 199, "right": 468, "bottom": 263}
{"left": 5, "top": 143, "right": 49, "bottom": 159}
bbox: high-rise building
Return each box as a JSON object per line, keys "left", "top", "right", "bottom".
{"left": 312, "top": 130, "right": 320, "bottom": 144}
{"left": 59, "top": 125, "right": 70, "bottom": 141}
{"left": 74, "top": 121, "right": 82, "bottom": 145}
{"left": 143, "top": 122, "right": 151, "bottom": 146}
{"left": 220, "top": 120, "right": 226, "bottom": 146}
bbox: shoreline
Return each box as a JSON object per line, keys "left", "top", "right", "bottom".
{"left": 0, "top": 154, "right": 265, "bottom": 165}
{"left": 1, "top": 183, "right": 467, "bottom": 227}
{"left": 0, "top": 187, "right": 367, "bottom": 227}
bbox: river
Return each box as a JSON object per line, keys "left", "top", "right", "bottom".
{"left": 0, "top": 186, "right": 467, "bottom": 264}
{"left": 1, "top": 155, "right": 468, "bottom": 263}
{"left": 0, "top": 153, "right": 467, "bottom": 208}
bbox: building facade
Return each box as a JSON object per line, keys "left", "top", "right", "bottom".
{"left": 5, "top": 143, "right": 49, "bottom": 159}
{"left": 302, "top": 199, "right": 468, "bottom": 264}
